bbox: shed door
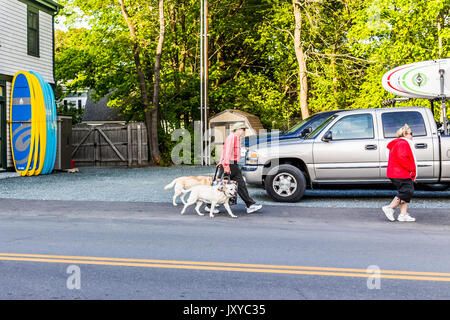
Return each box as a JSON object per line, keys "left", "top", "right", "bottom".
{"left": 210, "top": 124, "right": 226, "bottom": 162}
{"left": 0, "top": 80, "right": 6, "bottom": 169}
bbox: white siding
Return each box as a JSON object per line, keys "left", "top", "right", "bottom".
{"left": 0, "top": 0, "right": 55, "bottom": 84}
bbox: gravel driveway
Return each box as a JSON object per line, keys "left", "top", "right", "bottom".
{"left": 0, "top": 166, "right": 449, "bottom": 209}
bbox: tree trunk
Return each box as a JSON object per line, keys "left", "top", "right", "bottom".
{"left": 293, "top": 0, "right": 309, "bottom": 119}
{"left": 179, "top": 0, "right": 187, "bottom": 74}
{"left": 150, "top": 0, "right": 166, "bottom": 163}
{"left": 331, "top": 43, "right": 339, "bottom": 109}
{"left": 437, "top": 13, "right": 443, "bottom": 59}
{"left": 119, "top": 0, "right": 164, "bottom": 164}
{"left": 118, "top": 0, "right": 157, "bottom": 163}
{"left": 170, "top": 2, "right": 180, "bottom": 90}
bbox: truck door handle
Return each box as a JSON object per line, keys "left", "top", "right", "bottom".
{"left": 415, "top": 143, "right": 428, "bottom": 149}
{"left": 365, "top": 144, "right": 377, "bottom": 150}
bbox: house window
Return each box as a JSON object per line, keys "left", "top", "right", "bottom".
{"left": 27, "top": 6, "right": 40, "bottom": 57}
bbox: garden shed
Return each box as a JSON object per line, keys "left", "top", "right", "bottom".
{"left": 209, "top": 109, "right": 264, "bottom": 156}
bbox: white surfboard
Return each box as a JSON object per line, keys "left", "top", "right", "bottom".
{"left": 382, "top": 59, "right": 450, "bottom": 99}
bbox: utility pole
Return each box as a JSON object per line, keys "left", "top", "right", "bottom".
{"left": 199, "top": 0, "right": 209, "bottom": 165}
{"left": 437, "top": 13, "right": 443, "bottom": 59}
{"left": 199, "top": 0, "right": 203, "bottom": 165}
{"left": 439, "top": 68, "right": 448, "bottom": 135}
{"left": 204, "top": 0, "right": 209, "bottom": 166}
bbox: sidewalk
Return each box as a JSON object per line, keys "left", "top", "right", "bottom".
{"left": 0, "top": 171, "right": 20, "bottom": 180}
{"left": 0, "top": 166, "right": 449, "bottom": 209}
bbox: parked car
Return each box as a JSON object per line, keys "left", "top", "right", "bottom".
{"left": 243, "top": 110, "right": 342, "bottom": 148}
{"left": 242, "top": 107, "right": 450, "bottom": 202}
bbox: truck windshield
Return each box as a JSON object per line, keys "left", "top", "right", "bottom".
{"left": 305, "top": 115, "right": 339, "bottom": 139}
{"left": 285, "top": 118, "right": 309, "bottom": 134}
{"left": 285, "top": 113, "right": 334, "bottom": 134}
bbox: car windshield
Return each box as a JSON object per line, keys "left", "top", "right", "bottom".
{"left": 305, "top": 115, "right": 339, "bottom": 139}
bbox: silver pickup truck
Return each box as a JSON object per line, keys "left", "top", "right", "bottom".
{"left": 242, "top": 107, "right": 450, "bottom": 202}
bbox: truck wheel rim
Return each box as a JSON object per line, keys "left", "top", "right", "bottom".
{"left": 273, "top": 173, "right": 297, "bottom": 197}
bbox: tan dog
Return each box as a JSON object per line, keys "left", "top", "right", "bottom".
{"left": 164, "top": 176, "right": 213, "bottom": 206}
{"left": 180, "top": 183, "right": 238, "bottom": 218}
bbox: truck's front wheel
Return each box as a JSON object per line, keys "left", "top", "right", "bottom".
{"left": 264, "top": 164, "right": 306, "bottom": 202}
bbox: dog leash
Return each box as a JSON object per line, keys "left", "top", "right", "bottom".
{"left": 213, "top": 165, "right": 237, "bottom": 205}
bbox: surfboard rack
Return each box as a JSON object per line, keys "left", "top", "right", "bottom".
{"left": 381, "top": 98, "right": 411, "bottom": 106}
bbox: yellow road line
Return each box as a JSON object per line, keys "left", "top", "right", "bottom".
{"left": 1, "top": 253, "right": 450, "bottom": 282}
{"left": 0, "top": 252, "right": 449, "bottom": 278}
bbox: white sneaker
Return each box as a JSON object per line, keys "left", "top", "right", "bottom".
{"left": 247, "top": 204, "right": 262, "bottom": 214}
{"left": 382, "top": 206, "right": 395, "bottom": 222}
{"left": 398, "top": 213, "right": 416, "bottom": 222}
{"left": 205, "top": 206, "right": 220, "bottom": 214}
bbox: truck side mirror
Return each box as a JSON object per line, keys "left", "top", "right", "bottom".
{"left": 322, "top": 131, "right": 332, "bottom": 142}
{"left": 300, "top": 127, "right": 312, "bottom": 137}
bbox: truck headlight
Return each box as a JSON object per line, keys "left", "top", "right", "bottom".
{"left": 246, "top": 150, "right": 259, "bottom": 165}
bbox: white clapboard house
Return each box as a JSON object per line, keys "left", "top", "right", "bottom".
{"left": 0, "top": 0, "right": 61, "bottom": 171}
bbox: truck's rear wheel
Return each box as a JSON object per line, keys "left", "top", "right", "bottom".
{"left": 264, "top": 164, "right": 306, "bottom": 202}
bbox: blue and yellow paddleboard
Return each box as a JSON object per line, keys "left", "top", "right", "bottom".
{"left": 30, "top": 71, "right": 56, "bottom": 175}
{"left": 10, "top": 71, "right": 36, "bottom": 175}
{"left": 27, "top": 72, "right": 46, "bottom": 176}
{"left": 10, "top": 71, "right": 55, "bottom": 176}
{"left": 47, "top": 81, "right": 58, "bottom": 173}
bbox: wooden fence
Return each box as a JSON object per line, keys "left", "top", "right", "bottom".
{"left": 72, "top": 122, "right": 148, "bottom": 166}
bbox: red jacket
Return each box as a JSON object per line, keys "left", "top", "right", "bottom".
{"left": 387, "top": 138, "right": 417, "bottom": 181}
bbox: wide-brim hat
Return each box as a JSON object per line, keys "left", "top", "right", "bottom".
{"left": 231, "top": 122, "right": 249, "bottom": 131}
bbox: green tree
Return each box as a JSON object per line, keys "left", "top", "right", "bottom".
{"left": 55, "top": 0, "right": 450, "bottom": 164}
{"left": 348, "top": 0, "right": 449, "bottom": 109}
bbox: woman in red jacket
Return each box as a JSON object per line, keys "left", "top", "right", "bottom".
{"left": 382, "top": 124, "right": 417, "bottom": 222}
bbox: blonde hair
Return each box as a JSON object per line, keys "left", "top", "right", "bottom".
{"left": 397, "top": 124, "right": 411, "bottom": 138}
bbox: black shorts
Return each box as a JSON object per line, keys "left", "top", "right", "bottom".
{"left": 390, "top": 178, "right": 414, "bottom": 203}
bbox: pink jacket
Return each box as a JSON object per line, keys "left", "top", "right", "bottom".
{"left": 219, "top": 133, "right": 241, "bottom": 171}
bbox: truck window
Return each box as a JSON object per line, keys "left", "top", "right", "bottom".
{"left": 307, "top": 115, "right": 339, "bottom": 139}
{"left": 328, "top": 114, "right": 374, "bottom": 140}
{"left": 381, "top": 111, "right": 427, "bottom": 138}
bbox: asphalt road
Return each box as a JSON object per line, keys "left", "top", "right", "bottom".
{"left": 0, "top": 198, "right": 449, "bottom": 300}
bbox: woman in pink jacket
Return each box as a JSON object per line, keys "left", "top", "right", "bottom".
{"left": 382, "top": 124, "right": 417, "bottom": 222}
{"left": 218, "top": 122, "right": 262, "bottom": 214}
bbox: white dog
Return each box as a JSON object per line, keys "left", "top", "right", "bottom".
{"left": 180, "top": 183, "right": 238, "bottom": 218}
{"left": 164, "top": 176, "right": 213, "bottom": 206}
